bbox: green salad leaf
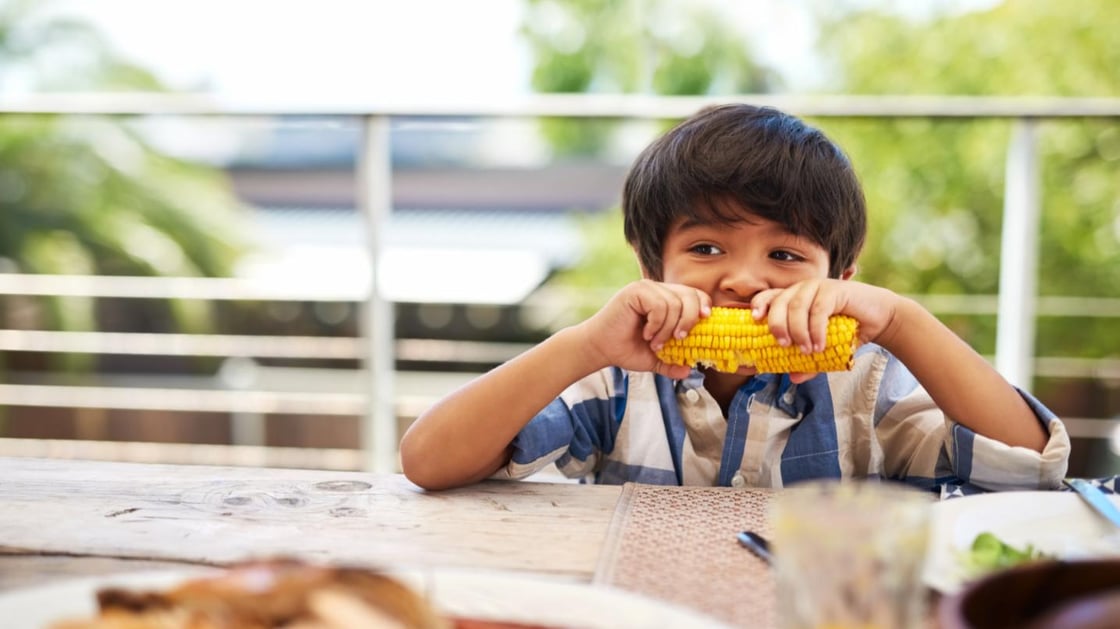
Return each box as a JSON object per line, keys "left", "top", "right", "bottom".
{"left": 958, "top": 532, "right": 1051, "bottom": 577}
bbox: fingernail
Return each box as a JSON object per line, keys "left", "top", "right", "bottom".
{"left": 752, "top": 308, "right": 762, "bottom": 319}
{"left": 701, "top": 305, "right": 711, "bottom": 316}
{"left": 777, "top": 337, "right": 789, "bottom": 347}
{"left": 676, "top": 330, "right": 688, "bottom": 339}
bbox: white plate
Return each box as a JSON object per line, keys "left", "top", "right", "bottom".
{"left": 0, "top": 566, "right": 733, "bottom": 629}
{"left": 923, "top": 490, "right": 1120, "bottom": 594}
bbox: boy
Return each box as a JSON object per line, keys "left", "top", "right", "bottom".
{"left": 400, "top": 103, "right": 1070, "bottom": 492}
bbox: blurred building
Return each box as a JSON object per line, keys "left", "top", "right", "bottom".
{"left": 210, "top": 116, "right": 628, "bottom": 330}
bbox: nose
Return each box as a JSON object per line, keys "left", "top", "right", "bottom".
{"left": 718, "top": 263, "right": 769, "bottom": 303}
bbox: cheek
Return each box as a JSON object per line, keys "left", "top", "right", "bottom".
{"left": 659, "top": 260, "right": 712, "bottom": 287}
{"left": 658, "top": 255, "right": 689, "bottom": 282}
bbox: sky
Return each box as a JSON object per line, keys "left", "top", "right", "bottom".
{"left": 58, "top": 0, "right": 822, "bottom": 101}
{"left": 62, "top": 1, "right": 532, "bottom": 100}
{"left": 42, "top": 0, "right": 1011, "bottom": 104}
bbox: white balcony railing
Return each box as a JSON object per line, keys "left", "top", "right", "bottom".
{"left": 2, "top": 93, "right": 1119, "bottom": 472}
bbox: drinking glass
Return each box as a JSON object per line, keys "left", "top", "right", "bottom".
{"left": 770, "top": 479, "right": 933, "bottom": 629}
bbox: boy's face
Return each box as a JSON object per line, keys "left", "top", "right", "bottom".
{"left": 649, "top": 209, "right": 852, "bottom": 307}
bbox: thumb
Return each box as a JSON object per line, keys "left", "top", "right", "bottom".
{"left": 788, "top": 372, "right": 817, "bottom": 384}
{"left": 655, "top": 362, "right": 693, "bottom": 380}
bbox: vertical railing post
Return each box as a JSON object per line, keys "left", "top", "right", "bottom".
{"left": 995, "top": 119, "right": 1041, "bottom": 390}
{"left": 357, "top": 115, "right": 396, "bottom": 473}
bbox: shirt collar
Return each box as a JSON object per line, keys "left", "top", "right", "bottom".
{"left": 675, "top": 370, "right": 792, "bottom": 403}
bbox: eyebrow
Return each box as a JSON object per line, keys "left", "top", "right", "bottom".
{"left": 675, "top": 213, "right": 762, "bottom": 232}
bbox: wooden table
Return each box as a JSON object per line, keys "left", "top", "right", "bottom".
{"left": 15, "top": 456, "right": 1055, "bottom": 627}
{"left": 0, "top": 456, "right": 622, "bottom": 592}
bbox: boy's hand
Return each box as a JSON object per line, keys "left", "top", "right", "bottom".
{"left": 577, "top": 280, "right": 712, "bottom": 379}
{"left": 750, "top": 279, "right": 904, "bottom": 378}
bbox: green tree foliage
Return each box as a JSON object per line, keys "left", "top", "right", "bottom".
{"left": 0, "top": 0, "right": 248, "bottom": 367}
{"left": 521, "top": 0, "right": 778, "bottom": 155}
{"left": 811, "top": 0, "right": 1120, "bottom": 358}
{"left": 536, "top": 1, "right": 1119, "bottom": 363}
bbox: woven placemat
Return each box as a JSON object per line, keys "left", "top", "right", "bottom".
{"left": 593, "top": 483, "right": 776, "bottom": 628}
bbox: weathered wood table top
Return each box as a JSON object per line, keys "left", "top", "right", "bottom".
{"left": 0, "top": 456, "right": 622, "bottom": 592}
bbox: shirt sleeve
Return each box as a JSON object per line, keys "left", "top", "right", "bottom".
{"left": 872, "top": 351, "right": 1071, "bottom": 491}
{"left": 944, "top": 389, "right": 1071, "bottom": 491}
{"left": 491, "top": 367, "right": 625, "bottom": 481}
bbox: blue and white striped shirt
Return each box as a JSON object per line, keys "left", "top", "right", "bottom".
{"left": 497, "top": 343, "right": 1071, "bottom": 491}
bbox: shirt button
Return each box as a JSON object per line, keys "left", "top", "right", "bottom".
{"left": 731, "top": 473, "right": 746, "bottom": 488}
{"left": 782, "top": 390, "right": 795, "bottom": 405}
{"left": 684, "top": 389, "right": 701, "bottom": 404}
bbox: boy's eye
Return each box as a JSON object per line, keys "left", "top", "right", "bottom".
{"left": 690, "top": 244, "right": 724, "bottom": 255}
{"left": 770, "top": 250, "right": 803, "bottom": 262}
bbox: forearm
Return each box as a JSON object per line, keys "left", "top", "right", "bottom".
{"left": 399, "top": 325, "right": 604, "bottom": 490}
{"left": 880, "top": 299, "right": 1049, "bottom": 452}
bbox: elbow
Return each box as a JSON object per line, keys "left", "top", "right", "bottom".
{"left": 398, "top": 430, "right": 439, "bottom": 490}
{"left": 399, "top": 424, "right": 510, "bottom": 491}
{"left": 398, "top": 428, "right": 463, "bottom": 491}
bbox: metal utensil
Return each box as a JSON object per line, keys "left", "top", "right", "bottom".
{"left": 737, "top": 530, "right": 772, "bottom": 564}
{"left": 1064, "top": 478, "right": 1120, "bottom": 529}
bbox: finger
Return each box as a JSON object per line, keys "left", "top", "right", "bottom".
{"left": 633, "top": 282, "right": 669, "bottom": 341}
{"left": 641, "top": 300, "right": 666, "bottom": 342}
{"left": 648, "top": 284, "right": 712, "bottom": 350}
{"left": 763, "top": 291, "right": 792, "bottom": 349}
{"left": 656, "top": 361, "right": 693, "bottom": 380}
{"left": 806, "top": 291, "right": 835, "bottom": 353}
{"left": 788, "top": 371, "right": 817, "bottom": 384}
{"left": 749, "top": 289, "right": 778, "bottom": 322}
{"left": 783, "top": 283, "right": 818, "bottom": 355}
{"left": 696, "top": 289, "right": 713, "bottom": 318}
{"left": 669, "top": 287, "right": 709, "bottom": 340}
{"left": 642, "top": 287, "right": 684, "bottom": 350}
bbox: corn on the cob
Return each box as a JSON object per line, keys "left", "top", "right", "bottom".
{"left": 655, "top": 307, "right": 859, "bottom": 373}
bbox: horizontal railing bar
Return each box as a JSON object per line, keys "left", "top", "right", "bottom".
{"left": 0, "top": 438, "right": 366, "bottom": 471}
{"left": 0, "top": 273, "right": 365, "bottom": 301}
{"left": 0, "top": 368, "right": 474, "bottom": 416}
{"left": 1062, "top": 418, "right": 1120, "bottom": 440}
{"left": 0, "top": 384, "right": 366, "bottom": 415}
{"left": 0, "top": 330, "right": 364, "bottom": 359}
{"left": 394, "top": 338, "right": 534, "bottom": 363}
{"left": 1035, "top": 357, "right": 1120, "bottom": 381}
{"left": 911, "top": 294, "right": 1120, "bottom": 317}
{"left": 2, "top": 93, "right": 1120, "bottom": 119}
{"left": 0, "top": 330, "right": 534, "bottom": 363}
{"left": 0, "top": 415, "right": 1113, "bottom": 446}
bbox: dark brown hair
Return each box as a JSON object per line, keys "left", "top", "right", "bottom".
{"left": 622, "top": 103, "right": 867, "bottom": 279}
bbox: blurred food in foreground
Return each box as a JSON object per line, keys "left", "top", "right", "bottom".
{"left": 48, "top": 558, "right": 550, "bottom": 629}
{"left": 956, "top": 531, "right": 1051, "bottom": 579}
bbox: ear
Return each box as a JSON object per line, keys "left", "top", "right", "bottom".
{"left": 839, "top": 264, "right": 857, "bottom": 281}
